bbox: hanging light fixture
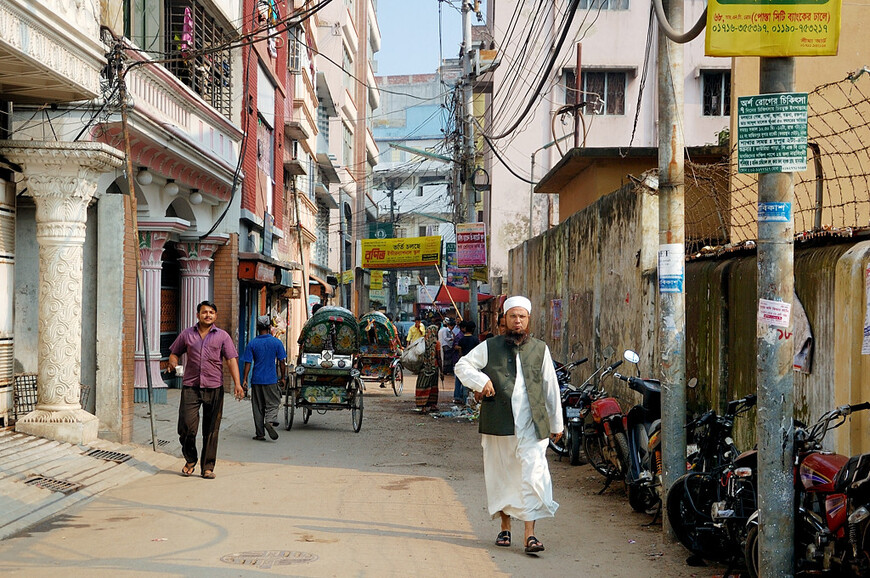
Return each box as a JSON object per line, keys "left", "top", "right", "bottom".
{"left": 189, "top": 189, "right": 203, "bottom": 205}
{"left": 136, "top": 167, "right": 153, "bottom": 185}
{"left": 162, "top": 179, "right": 179, "bottom": 196}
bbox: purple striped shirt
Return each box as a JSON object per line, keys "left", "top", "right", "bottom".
{"left": 170, "top": 325, "right": 238, "bottom": 388}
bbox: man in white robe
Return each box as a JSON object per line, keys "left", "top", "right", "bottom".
{"left": 454, "top": 296, "right": 563, "bottom": 554}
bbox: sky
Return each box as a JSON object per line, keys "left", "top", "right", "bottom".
{"left": 375, "top": 0, "right": 484, "bottom": 76}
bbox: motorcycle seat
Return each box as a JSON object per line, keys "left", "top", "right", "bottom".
{"left": 835, "top": 453, "right": 870, "bottom": 495}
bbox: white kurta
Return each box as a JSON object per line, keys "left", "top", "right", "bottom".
{"left": 454, "top": 339, "right": 563, "bottom": 521}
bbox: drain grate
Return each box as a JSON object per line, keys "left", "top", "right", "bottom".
{"left": 84, "top": 449, "right": 132, "bottom": 463}
{"left": 220, "top": 551, "right": 318, "bottom": 569}
{"left": 24, "top": 475, "right": 82, "bottom": 494}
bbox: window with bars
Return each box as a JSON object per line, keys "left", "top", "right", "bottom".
{"left": 702, "top": 71, "right": 731, "bottom": 116}
{"left": 343, "top": 46, "right": 354, "bottom": 93}
{"left": 313, "top": 199, "right": 330, "bottom": 268}
{"left": 579, "top": 0, "right": 629, "bottom": 9}
{"left": 581, "top": 71, "right": 626, "bottom": 115}
{"left": 342, "top": 123, "right": 354, "bottom": 168}
{"left": 289, "top": 25, "right": 303, "bottom": 74}
{"left": 165, "top": 0, "right": 233, "bottom": 118}
{"left": 563, "top": 69, "right": 578, "bottom": 105}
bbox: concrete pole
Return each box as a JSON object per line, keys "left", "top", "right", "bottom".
{"left": 757, "top": 56, "right": 796, "bottom": 578}
{"left": 657, "top": 0, "right": 686, "bottom": 540}
{"left": 462, "top": 1, "right": 478, "bottom": 332}
{"left": 388, "top": 187, "right": 398, "bottom": 318}
{"left": 529, "top": 153, "right": 535, "bottom": 238}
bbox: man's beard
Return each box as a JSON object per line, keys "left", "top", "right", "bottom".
{"left": 504, "top": 329, "right": 529, "bottom": 345}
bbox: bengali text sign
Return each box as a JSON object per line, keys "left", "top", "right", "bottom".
{"left": 360, "top": 236, "right": 441, "bottom": 269}
{"left": 738, "top": 93, "right": 808, "bottom": 174}
{"left": 456, "top": 223, "right": 487, "bottom": 268}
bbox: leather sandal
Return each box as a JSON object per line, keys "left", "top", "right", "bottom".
{"left": 495, "top": 530, "right": 511, "bottom": 547}
{"left": 181, "top": 462, "right": 196, "bottom": 477}
{"left": 201, "top": 470, "right": 216, "bottom": 479}
{"left": 524, "top": 535, "right": 544, "bottom": 554}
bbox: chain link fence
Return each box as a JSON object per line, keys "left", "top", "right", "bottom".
{"left": 684, "top": 72, "right": 870, "bottom": 252}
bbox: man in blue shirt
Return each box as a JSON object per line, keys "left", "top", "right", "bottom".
{"left": 241, "top": 315, "right": 287, "bottom": 441}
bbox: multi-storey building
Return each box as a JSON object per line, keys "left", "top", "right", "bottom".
{"left": 1, "top": 0, "right": 243, "bottom": 441}
{"left": 318, "top": 0, "right": 381, "bottom": 314}
{"left": 478, "top": 0, "right": 731, "bottom": 284}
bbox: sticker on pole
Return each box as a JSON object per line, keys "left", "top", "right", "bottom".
{"left": 737, "top": 93, "right": 808, "bottom": 174}
{"left": 758, "top": 298, "right": 792, "bottom": 328}
{"left": 658, "top": 244, "right": 684, "bottom": 293}
{"left": 758, "top": 202, "right": 792, "bottom": 223}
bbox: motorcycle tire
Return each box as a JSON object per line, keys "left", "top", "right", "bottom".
{"left": 549, "top": 428, "right": 568, "bottom": 457}
{"left": 569, "top": 428, "right": 583, "bottom": 465}
{"left": 667, "top": 473, "right": 731, "bottom": 561}
{"left": 584, "top": 433, "right": 618, "bottom": 479}
{"left": 744, "top": 523, "right": 759, "bottom": 578}
{"left": 612, "top": 431, "right": 630, "bottom": 478}
{"left": 628, "top": 482, "right": 658, "bottom": 514}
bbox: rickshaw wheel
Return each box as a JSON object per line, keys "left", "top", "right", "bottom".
{"left": 284, "top": 389, "right": 296, "bottom": 431}
{"left": 392, "top": 364, "right": 404, "bottom": 396}
{"left": 351, "top": 378, "right": 364, "bottom": 432}
{"left": 303, "top": 407, "right": 311, "bottom": 424}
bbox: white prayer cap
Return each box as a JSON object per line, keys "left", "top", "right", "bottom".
{"left": 503, "top": 296, "right": 531, "bottom": 315}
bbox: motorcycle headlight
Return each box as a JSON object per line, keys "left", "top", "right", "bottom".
{"left": 849, "top": 506, "right": 870, "bottom": 525}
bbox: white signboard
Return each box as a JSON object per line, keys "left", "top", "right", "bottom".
{"left": 758, "top": 298, "right": 792, "bottom": 328}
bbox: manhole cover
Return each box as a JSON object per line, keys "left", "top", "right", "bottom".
{"left": 220, "top": 551, "right": 318, "bottom": 568}
{"left": 84, "top": 449, "right": 132, "bottom": 463}
{"left": 24, "top": 475, "right": 82, "bottom": 494}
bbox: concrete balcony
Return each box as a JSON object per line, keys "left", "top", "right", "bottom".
{"left": 0, "top": 0, "right": 104, "bottom": 103}
{"left": 286, "top": 69, "right": 318, "bottom": 143}
{"left": 367, "top": 63, "right": 380, "bottom": 110}
{"left": 366, "top": 128, "right": 379, "bottom": 165}
{"left": 368, "top": 0, "right": 382, "bottom": 53}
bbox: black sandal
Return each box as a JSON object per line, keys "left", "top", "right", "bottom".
{"left": 524, "top": 535, "right": 544, "bottom": 554}
{"left": 495, "top": 530, "right": 511, "bottom": 547}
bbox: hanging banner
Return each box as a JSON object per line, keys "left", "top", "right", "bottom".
{"left": 456, "top": 223, "right": 487, "bottom": 267}
{"left": 360, "top": 236, "right": 441, "bottom": 269}
{"left": 706, "top": 0, "right": 841, "bottom": 57}
{"left": 370, "top": 270, "right": 384, "bottom": 290}
{"left": 446, "top": 246, "right": 471, "bottom": 288}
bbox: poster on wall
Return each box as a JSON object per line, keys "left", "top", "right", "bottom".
{"left": 862, "top": 264, "right": 870, "bottom": 355}
{"left": 552, "top": 299, "right": 562, "bottom": 340}
{"left": 456, "top": 223, "right": 487, "bottom": 267}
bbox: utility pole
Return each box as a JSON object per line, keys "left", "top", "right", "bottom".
{"left": 657, "top": 0, "right": 686, "bottom": 540}
{"left": 461, "top": 0, "right": 478, "bottom": 332}
{"left": 756, "top": 56, "right": 796, "bottom": 578}
{"left": 388, "top": 185, "right": 398, "bottom": 319}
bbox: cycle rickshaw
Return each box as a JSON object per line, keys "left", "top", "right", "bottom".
{"left": 284, "top": 305, "right": 364, "bottom": 432}
{"left": 357, "top": 311, "right": 404, "bottom": 396}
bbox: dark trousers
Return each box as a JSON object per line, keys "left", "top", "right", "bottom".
{"left": 178, "top": 386, "right": 224, "bottom": 472}
{"left": 250, "top": 382, "right": 281, "bottom": 437}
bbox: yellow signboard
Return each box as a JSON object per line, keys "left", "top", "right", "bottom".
{"left": 340, "top": 270, "right": 354, "bottom": 284}
{"left": 361, "top": 236, "right": 441, "bottom": 269}
{"left": 370, "top": 270, "right": 384, "bottom": 290}
{"left": 706, "top": 0, "right": 841, "bottom": 57}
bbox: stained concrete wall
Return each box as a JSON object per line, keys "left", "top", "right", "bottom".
{"left": 510, "top": 183, "right": 660, "bottom": 405}
{"left": 512, "top": 181, "right": 870, "bottom": 456}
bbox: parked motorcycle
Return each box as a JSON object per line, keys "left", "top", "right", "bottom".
{"left": 667, "top": 393, "right": 758, "bottom": 566}
{"left": 611, "top": 350, "right": 663, "bottom": 513}
{"left": 582, "top": 359, "right": 629, "bottom": 479}
{"left": 548, "top": 356, "right": 588, "bottom": 461}
{"left": 744, "top": 401, "right": 870, "bottom": 577}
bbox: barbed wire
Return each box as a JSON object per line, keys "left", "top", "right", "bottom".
{"left": 681, "top": 73, "right": 870, "bottom": 254}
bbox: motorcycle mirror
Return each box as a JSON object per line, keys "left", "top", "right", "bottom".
{"left": 623, "top": 350, "right": 640, "bottom": 364}
{"left": 687, "top": 377, "right": 698, "bottom": 389}
{"left": 602, "top": 345, "right": 615, "bottom": 359}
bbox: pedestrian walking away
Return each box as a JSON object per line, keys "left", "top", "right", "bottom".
{"left": 241, "top": 315, "right": 287, "bottom": 441}
{"left": 166, "top": 300, "right": 244, "bottom": 479}
{"left": 454, "top": 295, "right": 563, "bottom": 555}
{"left": 415, "top": 324, "right": 441, "bottom": 414}
{"left": 453, "top": 321, "right": 479, "bottom": 404}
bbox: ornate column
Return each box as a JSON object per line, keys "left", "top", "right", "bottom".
{"left": 0, "top": 141, "right": 123, "bottom": 444}
{"left": 176, "top": 235, "right": 228, "bottom": 329}
{"left": 134, "top": 219, "right": 188, "bottom": 403}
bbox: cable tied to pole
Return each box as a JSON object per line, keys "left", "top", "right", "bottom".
{"left": 652, "top": 0, "right": 707, "bottom": 44}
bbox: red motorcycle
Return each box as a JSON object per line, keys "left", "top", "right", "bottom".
{"left": 745, "top": 401, "right": 870, "bottom": 577}
{"left": 583, "top": 359, "right": 630, "bottom": 485}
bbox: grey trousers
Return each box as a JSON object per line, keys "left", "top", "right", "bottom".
{"left": 251, "top": 382, "right": 281, "bottom": 437}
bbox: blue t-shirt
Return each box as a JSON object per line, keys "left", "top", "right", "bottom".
{"left": 241, "top": 334, "right": 287, "bottom": 385}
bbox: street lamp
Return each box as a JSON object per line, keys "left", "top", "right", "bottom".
{"left": 529, "top": 134, "right": 572, "bottom": 238}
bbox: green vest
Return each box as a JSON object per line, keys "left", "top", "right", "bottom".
{"left": 479, "top": 335, "right": 551, "bottom": 440}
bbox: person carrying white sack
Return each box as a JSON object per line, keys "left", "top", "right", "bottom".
{"left": 454, "top": 295, "right": 563, "bottom": 555}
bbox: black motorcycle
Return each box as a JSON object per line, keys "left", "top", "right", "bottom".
{"left": 667, "top": 393, "right": 758, "bottom": 567}
{"left": 548, "top": 356, "right": 588, "bottom": 461}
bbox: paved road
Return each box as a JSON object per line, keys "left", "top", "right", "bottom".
{"left": 0, "top": 377, "right": 723, "bottom": 577}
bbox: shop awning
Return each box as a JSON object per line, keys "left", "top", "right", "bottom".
{"left": 434, "top": 284, "right": 493, "bottom": 304}
{"left": 309, "top": 273, "right": 335, "bottom": 297}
